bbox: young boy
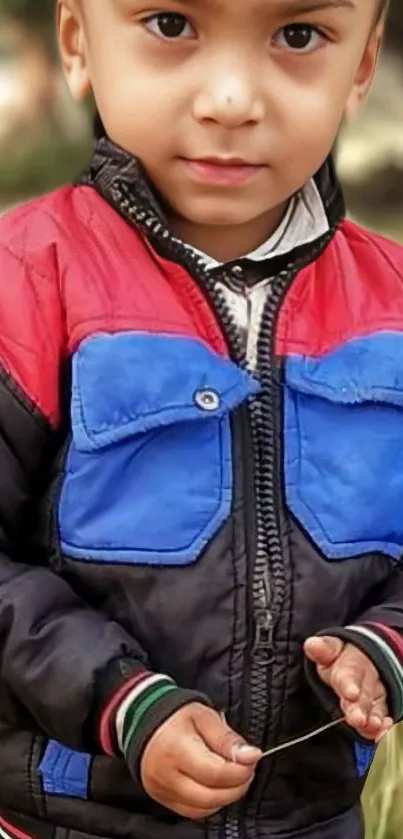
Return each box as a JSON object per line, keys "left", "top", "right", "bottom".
{"left": 0, "top": 0, "right": 401, "bottom": 838}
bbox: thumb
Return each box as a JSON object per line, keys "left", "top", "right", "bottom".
{"left": 304, "top": 635, "right": 344, "bottom": 668}
{"left": 193, "top": 707, "right": 261, "bottom": 765}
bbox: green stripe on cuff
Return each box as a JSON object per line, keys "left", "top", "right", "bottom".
{"left": 346, "top": 624, "right": 403, "bottom": 719}
{"left": 123, "top": 683, "right": 179, "bottom": 756}
{"left": 121, "top": 677, "right": 174, "bottom": 747}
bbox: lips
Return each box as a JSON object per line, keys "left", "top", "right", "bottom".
{"left": 181, "top": 156, "right": 264, "bottom": 185}
{"left": 194, "top": 156, "right": 258, "bottom": 166}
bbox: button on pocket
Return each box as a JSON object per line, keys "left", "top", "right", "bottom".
{"left": 59, "top": 332, "right": 259, "bottom": 566}
{"left": 194, "top": 389, "right": 221, "bottom": 412}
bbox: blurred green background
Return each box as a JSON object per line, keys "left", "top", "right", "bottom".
{"left": 0, "top": 3, "right": 402, "bottom": 838}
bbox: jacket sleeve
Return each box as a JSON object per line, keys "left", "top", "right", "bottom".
{"left": 0, "top": 226, "right": 208, "bottom": 760}
{"left": 305, "top": 566, "right": 403, "bottom": 725}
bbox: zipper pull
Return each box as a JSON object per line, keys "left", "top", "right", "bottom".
{"left": 252, "top": 569, "right": 274, "bottom": 652}
{"left": 252, "top": 608, "right": 274, "bottom": 653}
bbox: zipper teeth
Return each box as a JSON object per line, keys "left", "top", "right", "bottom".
{"left": 109, "top": 181, "right": 275, "bottom": 753}
{"left": 109, "top": 182, "right": 247, "bottom": 357}
{"left": 92, "top": 170, "right": 339, "bottom": 828}
{"left": 225, "top": 814, "right": 241, "bottom": 839}
{"left": 106, "top": 172, "right": 336, "bottom": 694}
{"left": 246, "top": 275, "right": 294, "bottom": 751}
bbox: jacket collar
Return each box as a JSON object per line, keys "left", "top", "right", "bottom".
{"left": 78, "top": 131, "right": 345, "bottom": 278}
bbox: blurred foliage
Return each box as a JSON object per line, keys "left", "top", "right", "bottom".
{"left": 363, "top": 726, "right": 403, "bottom": 839}
{"left": 0, "top": 0, "right": 92, "bottom": 205}
{"left": 0, "top": 128, "right": 91, "bottom": 206}
{"left": 0, "top": 0, "right": 54, "bottom": 30}
{"left": 0, "top": 0, "right": 56, "bottom": 57}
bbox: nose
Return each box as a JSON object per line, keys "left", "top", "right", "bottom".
{"left": 192, "top": 61, "right": 266, "bottom": 128}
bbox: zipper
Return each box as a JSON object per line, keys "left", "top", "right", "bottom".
{"left": 87, "top": 157, "right": 339, "bottom": 839}
{"left": 252, "top": 569, "right": 274, "bottom": 656}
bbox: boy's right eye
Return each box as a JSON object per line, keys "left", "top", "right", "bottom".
{"left": 142, "top": 12, "right": 196, "bottom": 41}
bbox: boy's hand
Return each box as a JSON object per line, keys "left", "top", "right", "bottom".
{"left": 140, "top": 702, "right": 261, "bottom": 820}
{"left": 304, "top": 636, "right": 394, "bottom": 743}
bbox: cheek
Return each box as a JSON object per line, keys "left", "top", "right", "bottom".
{"left": 93, "top": 71, "right": 172, "bottom": 153}
{"left": 271, "top": 61, "right": 352, "bottom": 136}
{"left": 275, "top": 89, "right": 345, "bottom": 165}
{"left": 94, "top": 74, "right": 163, "bottom": 151}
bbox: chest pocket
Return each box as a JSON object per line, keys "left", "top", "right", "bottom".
{"left": 284, "top": 332, "right": 403, "bottom": 561}
{"left": 58, "top": 331, "right": 259, "bottom": 566}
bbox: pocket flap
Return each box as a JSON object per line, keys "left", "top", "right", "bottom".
{"left": 284, "top": 331, "right": 403, "bottom": 561}
{"left": 71, "top": 332, "right": 260, "bottom": 453}
{"left": 286, "top": 332, "right": 403, "bottom": 407}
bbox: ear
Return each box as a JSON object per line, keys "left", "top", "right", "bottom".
{"left": 344, "top": 23, "right": 384, "bottom": 121}
{"left": 57, "top": 0, "right": 91, "bottom": 102}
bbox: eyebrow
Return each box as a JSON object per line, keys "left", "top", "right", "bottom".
{"left": 275, "top": 0, "right": 356, "bottom": 11}
{"left": 177, "top": 0, "right": 356, "bottom": 12}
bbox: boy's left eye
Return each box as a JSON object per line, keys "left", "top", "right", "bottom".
{"left": 273, "top": 24, "right": 325, "bottom": 53}
{"left": 143, "top": 12, "right": 195, "bottom": 40}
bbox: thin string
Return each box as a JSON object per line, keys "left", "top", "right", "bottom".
{"left": 259, "top": 717, "right": 345, "bottom": 760}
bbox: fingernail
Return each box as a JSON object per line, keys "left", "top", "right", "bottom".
{"left": 231, "top": 743, "right": 261, "bottom": 763}
{"left": 236, "top": 744, "right": 260, "bottom": 754}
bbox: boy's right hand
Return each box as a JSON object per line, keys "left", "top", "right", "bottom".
{"left": 140, "top": 702, "right": 261, "bottom": 820}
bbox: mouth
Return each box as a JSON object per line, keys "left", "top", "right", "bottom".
{"left": 180, "top": 156, "right": 265, "bottom": 185}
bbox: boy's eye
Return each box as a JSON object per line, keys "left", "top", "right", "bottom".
{"left": 143, "top": 12, "right": 195, "bottom": 40}
{"left": 273, "top": 24, "right": 325, "bottom": 53}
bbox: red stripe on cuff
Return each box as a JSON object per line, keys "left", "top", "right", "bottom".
{"left": 99, "top": 671, "right": 150, "bottom": 756}
{"left": 364, "top": 622, "right": 403, "bottom": 662}
{"left": 0, "top": 815, "right": 35, "bottom": 839}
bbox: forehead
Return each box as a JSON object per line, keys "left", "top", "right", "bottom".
{"left": 97, "top": 0, "right": 376, "bottom": 12}
{"left": 79, "top": 0, "right": 379, "bottom": 32}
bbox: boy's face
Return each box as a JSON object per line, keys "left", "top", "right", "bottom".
{"left": 59, "top": 0, "right": 384, "bottom": 238}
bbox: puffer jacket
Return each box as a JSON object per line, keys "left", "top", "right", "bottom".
{"left": 0, "top": 138, "right": 403, "bottom": 839}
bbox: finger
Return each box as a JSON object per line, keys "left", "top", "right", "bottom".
{"left": 162, "top": 801, "right": 222, "bottom": 821}
{"left": 155, "top": 734, "right": 256, "bottom": 790}
{"left": 361, "top": 668, "right": 386, "bottom": 715}
{"left": 166, "top": 773, "right": 252, "bottom": 811}
{"left": 344, "top": 703, "right": 386, "bottom": 736}
{"left": 340, "top": 691, "right": 388, "bottom": 737}
{"left": 150, "top": 770, "right": 252, "bottom": 815}
{"left": 304, "top": 636, "right": 344, "bottom": 668}
{"left": 193, "top": 707, "right": 261, "bottom": 766}
{"left": 342, "top": 666, "right": 386, "bottom": 725}
{"left": 329, "top": 654, "right": 369, "bottom": 703}
{"left": 375, "top": 717, "right": 394, "bottom": 744}
{"left": 342, "top": 667, "right": 380, "bottom": 716}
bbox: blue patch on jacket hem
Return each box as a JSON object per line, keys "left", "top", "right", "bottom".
{"left": 38, "top": 742, "right": 90, "bottom": 799}
{"left": 354, "top": 742, "right": 376, "bottom": 778}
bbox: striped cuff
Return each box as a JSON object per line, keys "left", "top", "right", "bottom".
{"left": 121, "top": 679, "right": 213, "bottom": 787}
{"left": 94, "top": 658, "right": 212, "bottom": 789}
{"left": 116, "top": 672, "right": 177, "bottom": 754}
{"left": 306, "top": 625, "right": 403, "bottom": 724}
{"left": 346, "top": 623, "right": 403, "bottom": 722}
{"left": 99, "top": 668, "right": 155, "bottom": 755}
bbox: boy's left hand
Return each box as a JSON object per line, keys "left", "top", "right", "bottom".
{"left": 304, "top": 636, "right": 394, "bottom": 743}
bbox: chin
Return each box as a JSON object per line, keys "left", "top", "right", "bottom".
{"left": 180, "top": 199, "right": 267, "bottom": 227}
